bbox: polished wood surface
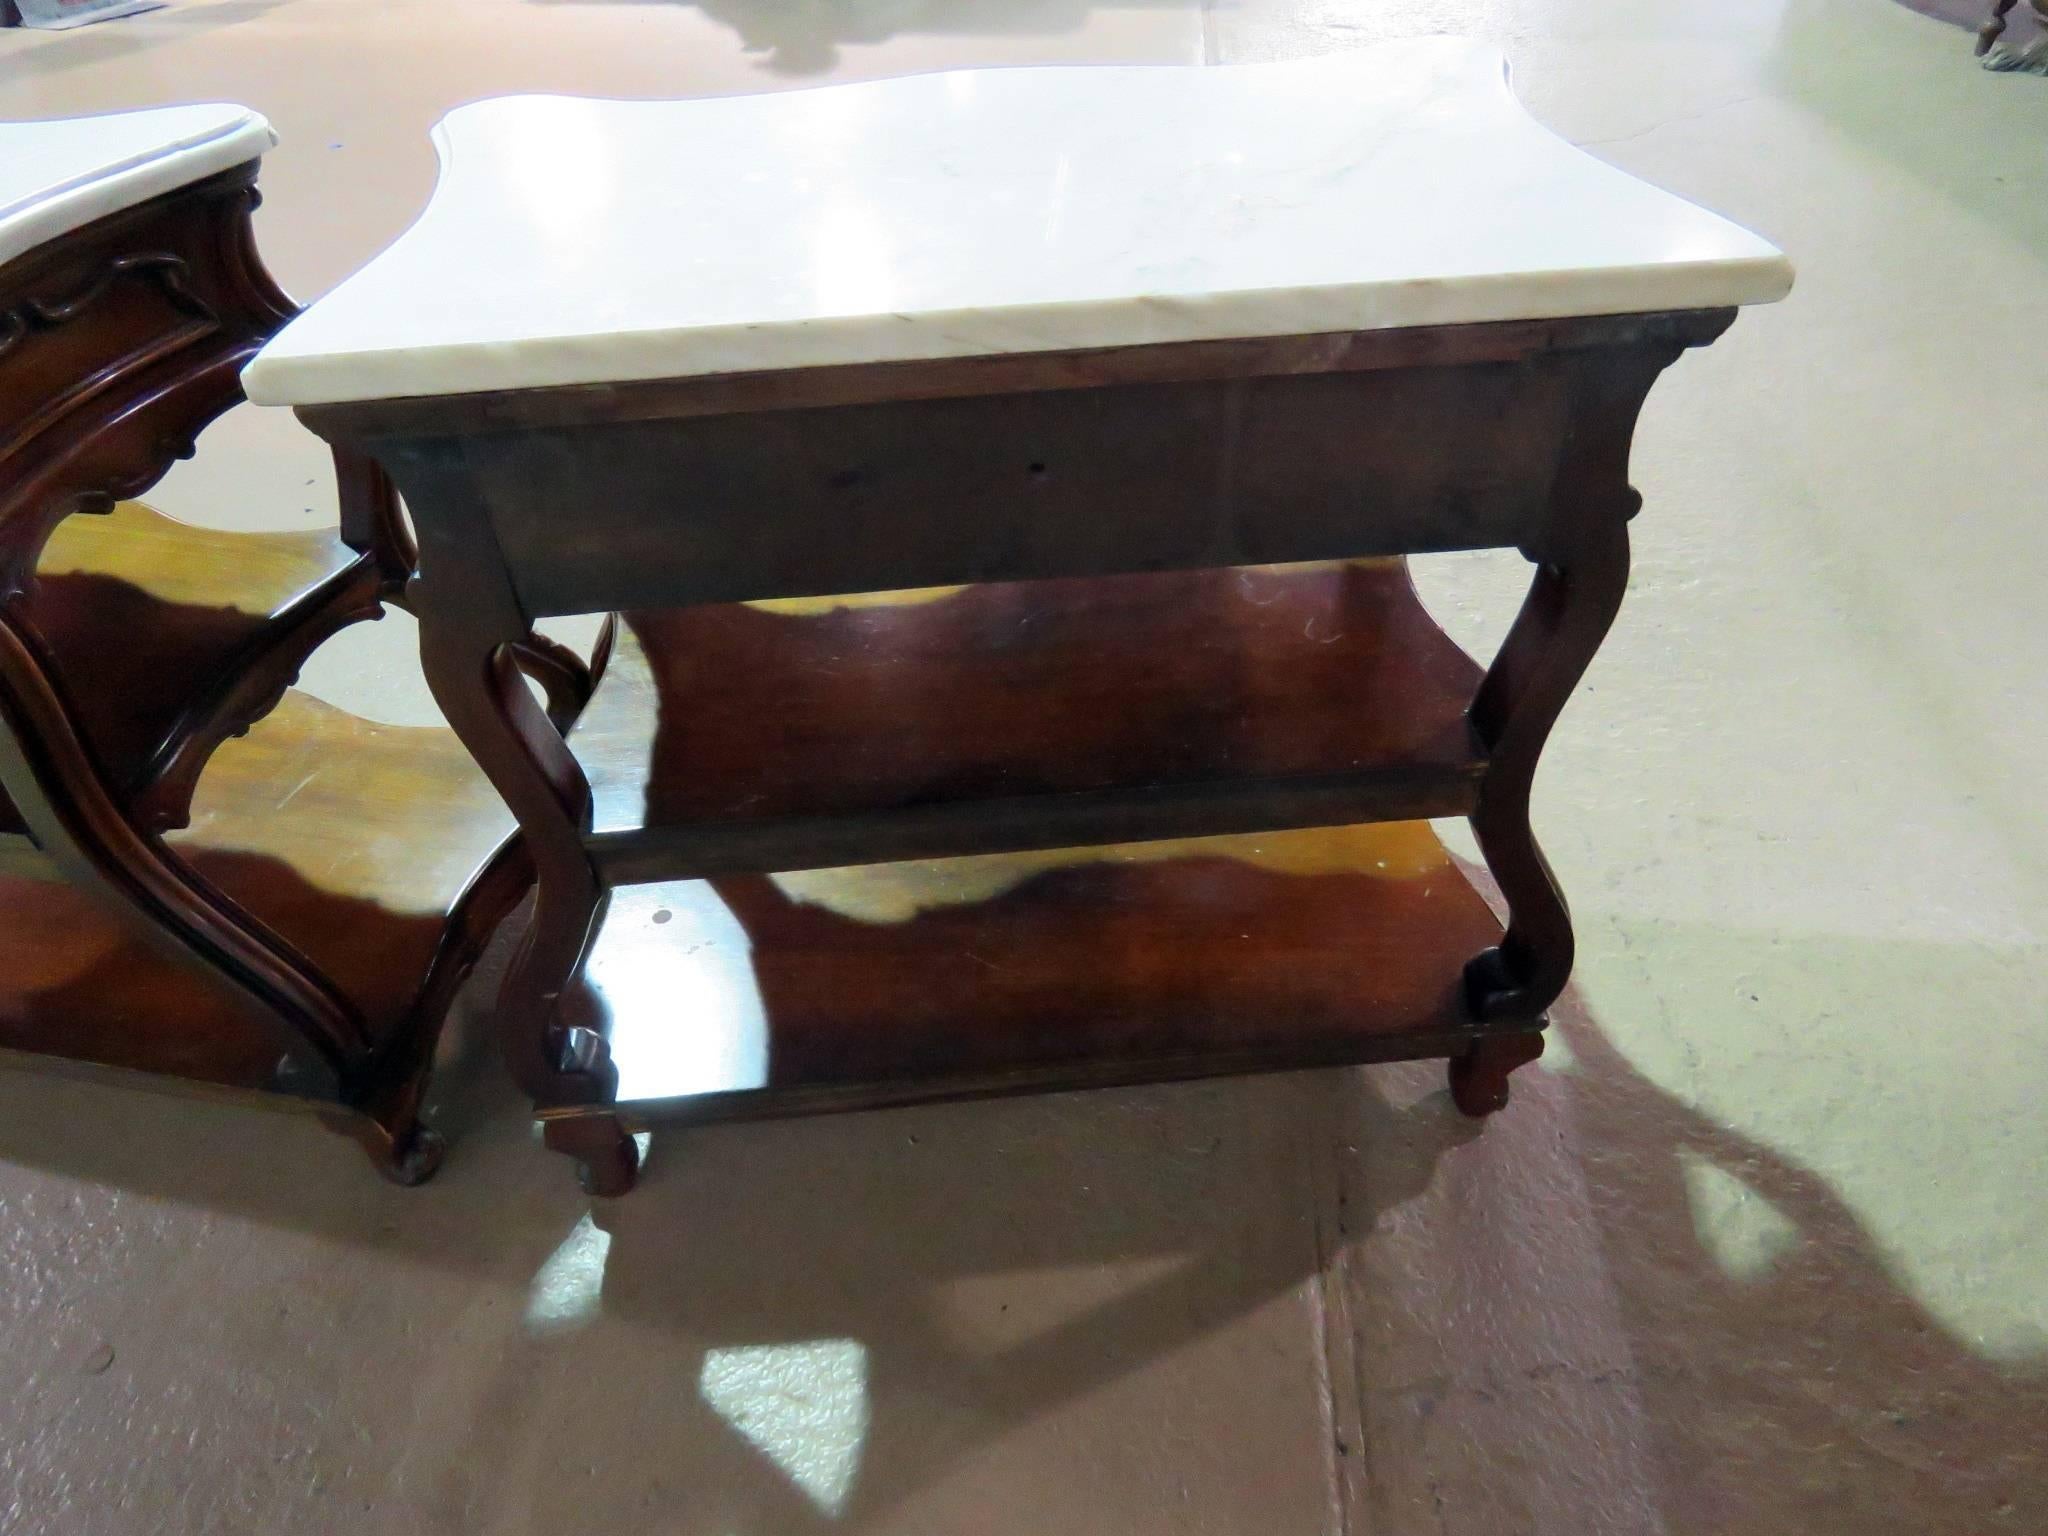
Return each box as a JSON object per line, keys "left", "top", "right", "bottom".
{"left": 2, "top": 164, "right": 291, "bottom": 539}
{"left": 556, "top": 822, "right": 1512, "bottom": 1124}
{"left": 385, "top": 348, "right": 1569, "bottom": 620}
{"left": 1, "top": 860, "right": 299, "bottom": 1091}
{"left": 572, "top": 560, "right": 1485, "bottom": 877}
{"left": 0, "top": 159, "right": 553, "bottom": 1182}
{"left": 308, "top": 309, "right": 1734, "bottom": 1193}
{"left": 1, "top": 162, "right": 394, "bottom": 836}
{"left": 168, "top": 689, "right": 520, "bottom": 1051}
{"left": 2, "top": 683, "right": 516, "bottom": 1076}
{"left": 0, "top": 539, "right": 528, "bottom": 1178}
{"left": 14, "top": 500, "right": 381, "bottom": 835}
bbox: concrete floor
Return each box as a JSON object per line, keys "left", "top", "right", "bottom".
{"left": 3, "top": 0, "right": 2046, "bottom": 1531}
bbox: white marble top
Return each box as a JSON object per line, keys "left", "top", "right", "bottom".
{"left": 0, "top": 103, "right": 275, "bottom": 273}
{"left": 244, "top": 42, "right": 1791, "bottom": 408}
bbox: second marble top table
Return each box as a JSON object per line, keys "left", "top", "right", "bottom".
{"left": 1, "top": 101, "right": 274, "bottom": 269}
{"left": 250, "top": 40, "right": 1791, "bottom": 1195}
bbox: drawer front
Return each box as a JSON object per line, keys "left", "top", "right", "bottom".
{"left": 417, "top": 358, "right": 1575, "bottom": 618}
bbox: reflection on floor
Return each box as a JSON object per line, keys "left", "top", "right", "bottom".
{"left": 2, "top": 0, "right": 2045, "bottom": 1531}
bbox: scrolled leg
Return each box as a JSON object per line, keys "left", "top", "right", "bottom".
{"left": 417, "top": 617, "right": 612, "bottom": 1108}
{"left": 1462, "top": 347, "right": 1669, "bottom": 1026}
{"left": 1463, "top": 520, "right": 1630, "bottom": 1022}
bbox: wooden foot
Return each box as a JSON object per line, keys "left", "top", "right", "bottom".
{"left": 1979, "top": 0, "right": 2019, "bottom": 55}
{"left": 338, "top": 1114, "right": 448, "bottom": 1187}
{"left": 545, "top": 1115, "right": 640, "bottom": 1197}
{"left": 379, "top": 1125, "right": 448, "bottom": 1187}
{"left": 1448, "top": 1032, "right": 1544, "bottom": 1118}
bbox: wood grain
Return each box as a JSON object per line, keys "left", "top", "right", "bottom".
{"left": 3, "top": 687, "right": 514, "bottom": 1091}
{"left": 574, "top": 560, "right": 1486, "bottom": 879}
{"left": 552, "top": 821, "right": 1517, "bottom": 1127}
{"left": 0, "top": 162, "right": 548, "bottom": 1182}
{"left": 312, "top": 307, "right": 1733, "bottom": 1193}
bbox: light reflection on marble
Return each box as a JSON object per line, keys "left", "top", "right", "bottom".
{"left": 0, "top": 103, "right": 274, "bottom": 268}
{"left": 243, "top": 39, "right": 1791, "bottom": 407}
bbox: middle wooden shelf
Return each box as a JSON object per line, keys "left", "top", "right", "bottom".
{"left": 571, "top": 558, "right": 1487, "bottom": 883}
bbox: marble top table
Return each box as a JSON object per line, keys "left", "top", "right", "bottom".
{"left": 260, "top": 43, "right": 1790, "bottom": 1196}
{"left": 0, "top": 104, "right": 529, "bottom": 1187}
{"left": 243, "top": 41, "right": 1788, "bottom": 406}
{"left": 1, "top": 103, "right": 274, "bottom": 271}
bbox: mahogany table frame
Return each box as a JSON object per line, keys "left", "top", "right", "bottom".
{"left": 301, "top": 305, "right": 1735, "bottom": 1194}
{"left": 0, "top": 160, "right": 601, "bottom": 1180}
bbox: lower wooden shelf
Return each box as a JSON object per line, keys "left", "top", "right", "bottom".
{"left": 0, "top": 687, "right": 516, "bottom": 1099}
{"left": 542, "top": 558, "right": 1511, "bottom": 1134}
{"left": 551, "top": 818, "right": 1507, "bottom": 1127}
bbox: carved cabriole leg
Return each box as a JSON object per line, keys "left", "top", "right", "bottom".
{"left": 0, "top": 163, "right": 503, "bottom": 1182}
{"left": 1459, "top": 342, "right": 1689, "bottom": 1078}
{"left": 3, "top": 164, "right": 410, "bottom": 838}
{"left": 416, "top": 616, "right": 615, "bottom": 1107}
{"left": 1461, "top": 518, "right": 1630, "bottom": 1023}
{"left": 0, "top": 162, "right": 384, "bottom": 1094}
{"left": 389, "top": 450, "right": 618, "bottom": 1126}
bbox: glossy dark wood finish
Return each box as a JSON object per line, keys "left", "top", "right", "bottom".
{"left": 1, "top": 685, "right": 526, "bottom": 1179}
{"left": 376, "top": 347, "right": 1568, "bottom": 619}
{"left": 561, "top": 820, "right": 1511, "bottom": 1112}
{"left": 573, "top": 560, "right": 1486, "bottom": 879}
{"left": 13, "top": 501, "right": 385, "bottom": 835}
{"left": 307, "top": 310, "right": 1735, "bottom": 1193}
{"left": 0, "top": 164, "right": 579, "bottom": 1181}
{"left": 0, "top": 163, "right": 398, "bottom": 834}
